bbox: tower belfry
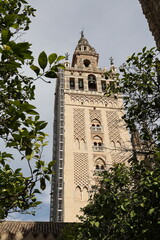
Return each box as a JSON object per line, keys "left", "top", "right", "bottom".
{"left": 50, "top": 34, "right": 131, "bottom": 222}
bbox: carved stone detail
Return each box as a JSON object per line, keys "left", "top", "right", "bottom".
{"left": 89, "top": 109, "right": 102, "bottom": 122}
{"left": 106, "top": 111, "right": 121, "bottom": 143}
{"left": 73, "top": 108, "right": 86, "bottom": 140}
{"left": 74, "top": 153, "right": 89, "bottom": 188}
{"left": 70, "top": 95, "right": 118, "bottom": 107}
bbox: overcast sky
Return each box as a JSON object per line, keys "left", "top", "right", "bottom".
{"left": 7, "top": 0, "right": 155, "bottom": 222}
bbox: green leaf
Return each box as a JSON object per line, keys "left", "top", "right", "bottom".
{"left": 48, "top": 53, "right": 57, "bottom": 65}
{"left": 120, "top": 205, "right": 126, "bottom": 211}
{"left": 1, "top": 29, "right": 11, "bottom": 44}
{"left": 45, "top": 175, "right": 50, "bottom": 181}
{"left": 5, "top": 14, "right": 17, "bottom": 26}
{"left": 34, "top": 189, "right": 41, "bottom": 194}
{"left": 39, "top": 121, "right": 48, "bottom": 130}
{"left": 148, "top": 208, "right": 155, "bottom": 215}
{"left": 56, "top": 55, "right": 65, "bottom": 62}
{"left": 30, "top": 65, "right": 40, "bottom": 76}
{"left": 40, "top": 177, "right": 46, "bottom": 190}
{"left": 95, "top": 222, "right": 99, "bottom": 228}
{"left": 25, "top": 148, "right": 32, "bottom": 156}
{"left": 45, "top": 71, "right": 57, "bottom": 78}
{"left": 11, "top": 23, "right": 19, "bottom": 29}
{"left": 38, "top": 51, "right": 48, "bottom": 70}
{"left": 56, "top": 63, "right": 65, "bottom": 69}
{"left": 130, "top": 210, "right": 136, "bottom": 218}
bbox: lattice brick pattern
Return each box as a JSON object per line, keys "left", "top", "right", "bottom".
{"left": 73, "top": 108, "right": 86, "bottom": 140}
{"left": 111, "top": 152, "right": 129, "bottom": 164}
{"left": 74, "top": 153, "right": 89, "bottom": 188}
{"left": 106, "top": 111, "right": 121, "bottom": 142}
{"left": 89, "top": 109, "right": 102, "bottom": 122}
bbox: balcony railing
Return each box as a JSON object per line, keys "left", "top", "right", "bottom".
{"left": 91, "top": 126, "right": 102, "bottom": 132}
{"left": 92, "top": 146, "right": 104, "bottom": 152}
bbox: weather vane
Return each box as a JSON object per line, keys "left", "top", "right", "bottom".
{"left": 65, "top": 52, "right": 70, "bottom": 60}
{"left": 109, "top": 56, "right": 114, "bottom": 65}
{"left": 80, "top": 28, "right": 84, "bottom": 38}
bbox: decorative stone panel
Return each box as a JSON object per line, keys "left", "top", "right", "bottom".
{"left": 106, "top": 111, "right": 121, "bottom": 143}
{"left": 73, "top": 108, "right": 86, "bottom": 140}
{"left": 89, "top": 109, "right": 102, "bottom": 123}
{"left": 106, "top": 110, "right": 130, "bottom": 163}
{"left": 70, "top": 95, "right": 118, "bottom": 107}
{"left": 74, "top": 153, "right": 89, "bottom": 188}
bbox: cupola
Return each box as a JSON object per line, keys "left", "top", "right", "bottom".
{"left": 72, "top": 31, "right": 99, "bottom": 69}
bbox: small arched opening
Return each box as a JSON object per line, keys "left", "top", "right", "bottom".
{"left": 88, "top": 74, "right": 97, "bottom": 91}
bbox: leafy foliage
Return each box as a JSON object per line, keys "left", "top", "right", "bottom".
{"left": 74, "top": 156, "right": 160, "bottom": 240}
{"left": 68, "top": 48, "right": 160, "bottom": 240}
{"left": 0, "top": 0, "right": 64, "bottom": 219}
{"left": 107, "top": 47, "right": 160, "bottom": 158}
{"left": 57, "top": 224, "right": 80, "bottom": 240}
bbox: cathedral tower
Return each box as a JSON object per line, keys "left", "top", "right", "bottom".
{"left": 50, "top": 33, "right": 131, "bottom": 222}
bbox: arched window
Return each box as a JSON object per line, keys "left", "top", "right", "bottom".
{"left": 91, "top": 119, "right": 102, "bottom": 132}
{"left": 96, "top": 165, "right": 99, "bottom": 169}
{"left": 88, "top": 74, "right": 97, "bottom": 91}
{"left": 92, "top": 136, "right": 104, "bottom": 151}
{"left": 80, "top": 139, "right": 85, "bottom": 150}
{"left": 111, "top": 141, "right": 116, "bottom": 151}
{"left": 95, "top": 158, "right": 105, "bottom": 171}
{"left": 75, "top": 138, "right": 80, "bottom": 150}
{"left": 82, "top": 187, "right": 88, "bottom": 201}
{"left": 84, "top": 59, "right": 90, "bottom": 67}
{"left": 116, "top": 141, "right": 121, "bottom": 152}
{"left": 75, "top": 186, "right": 82, "bottom": 200}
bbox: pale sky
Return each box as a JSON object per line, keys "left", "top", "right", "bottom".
{"left": 7, "top": 0, "right": 155, "bottom": 221}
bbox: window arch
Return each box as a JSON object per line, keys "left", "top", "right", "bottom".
{"left": 82, "top": 187, "right": 88, "bottom": 201}
{"left": 95, "top": 158, "right": 105, "bottom": 171}
{"left": 88, "top": 74, "right": 97, "bottom": 91}
{"left": 91, "top": 119, "right": 102, "bottom": 132}
{"left": 111, "top": 140, "right": 116, "bottom": 151}
{"left": 80, "top": 139, "right": 86, "bottom": 150}
{"left": 75, "top": 138, "right": 80, "bottom": 150}
{"left": 92, "top": 135, "right": 104, "bottom": 151}
{"left": 84, "top": 59, "right": 91, "bottom": 67}
{"left": 116, "top": 141, "right": 121, "bottom": 152}
{"left": 75, "top": 186, "right": 82, "bottom": 200}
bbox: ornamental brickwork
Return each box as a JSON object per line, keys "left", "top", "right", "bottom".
{"left": 50, "top": 33, "right": 132, "bottom": 222}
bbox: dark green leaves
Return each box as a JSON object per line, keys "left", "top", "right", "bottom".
{"left": 56, "top": 55, "right": 65, "bottom": 62}
{"left": 38, "top": 51, "right": 47, "bottom": 70}
{"left": 1, "top": 29, "right": 11, "bottom": 44}
{"left": 40, "top": 177, "right": 46, "bottom": 190}
{"left": 0, "top": 0, "right": 56, "bottom": 219}
{"left": 30, "top": 65, "right": 40, "bottom": 76}
{"left": 4, "top": 14, "right": 17, "bottom": 27}
{"left": 45, "top": 71, "right": 57, "bottom": 78}
{"left": 30, "top": 51, "right": 65, "bottom": 80}
{"left": 48, "top": 53, "right": 57, "bottom": 65}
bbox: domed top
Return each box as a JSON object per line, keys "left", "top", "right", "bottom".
{"left": 72, "top": 32, "right": 99, "bottom": 68}
{"left": 75, "top": 31, "right": 97, "bottom": 53}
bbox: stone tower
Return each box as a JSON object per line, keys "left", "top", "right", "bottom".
{"left": 50, "top": 33, "right": 131, "bottom": 222}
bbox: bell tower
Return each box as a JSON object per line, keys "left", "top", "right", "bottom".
{"left": 50, "top": 33, "right": 131, "bottom": 222}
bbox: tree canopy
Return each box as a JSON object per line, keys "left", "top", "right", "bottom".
{"left": 0, "top": 0, "right": 64, "bottom": 219}
{"left": 63, "top": 47, "right": 160, "bottom": 240}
